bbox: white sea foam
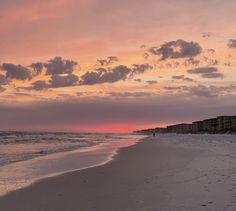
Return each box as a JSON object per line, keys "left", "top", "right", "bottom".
{"left": 0, "top": 132, "right": 136, "bottom": 167}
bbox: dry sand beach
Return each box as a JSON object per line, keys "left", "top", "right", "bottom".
{"left": 0, "top": 134, "right": 236, "bottom": 211}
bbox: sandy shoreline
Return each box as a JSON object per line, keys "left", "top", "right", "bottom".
{"left": 0, "top": 135, "right": 236, "bottom": 211}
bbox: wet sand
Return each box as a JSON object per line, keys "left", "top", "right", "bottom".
{"left": 0, "top": 135, "right": 236, "bottom": 211}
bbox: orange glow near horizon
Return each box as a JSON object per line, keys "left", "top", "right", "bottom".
{"left": 74, "top": 122, "right": 169, "bottom": 133}
{"left": 74, "top": 123, "right": 156, "bottom": 133}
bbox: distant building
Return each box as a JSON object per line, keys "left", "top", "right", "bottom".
{"left": 154, "top": 127, "right": 167, "bottom": 133}
{"left": 134, "top": 127, "right": 166, "bottom": 135}
{"left": 202, "top": 118, "right": 217, "bottom": 133}
{"left": 134, "top": 115, "right": 236, "bottom": 134}
{"left": 192, "top": 121, "right": 203, "bottom": 133}
{"left": 217, "top": 116, "right": 234, "bottom": 132}
{"left": 167, "top": 123, "right": 192, "bottom": 134}
{"left": 232, "top": 116, "right": 236, "bottom": 131}
{"left": 134, "top": 128, "right": 155, "bottom": 134}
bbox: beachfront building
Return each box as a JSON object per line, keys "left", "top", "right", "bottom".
{"left": 232, "top": 116, "right": 236, "bottom": 131}
{"left": 202, "top": 118, "right": 217, "bottom": 133}
{"left": 134, "top": 127, "right": 167, "bottom": 134}
{"left": 217, "top": 116, "right": 235, "bottom": 132}
{"left": 134, "top": 115, "right": 236, "bottom": 134}
{"left": 134, "top": 128, "right": 155, "bottom": 134}
{"left": 192, "top": 121, "right": 203, "bottom": 133}
{"left": 167, "top": 123, "right": 192, "bottom": 134}
{"left": 154, "top": 127, "right": 168, "bottom": 133}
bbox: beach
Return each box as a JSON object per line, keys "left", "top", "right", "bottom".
{"left": 0, "top": 134, "right": 236, "bottom": 211}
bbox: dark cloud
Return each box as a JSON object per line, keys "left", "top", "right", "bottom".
{"left": 31, "top": 80, "right": 49, "bottom": 91}
{"left": 207, "top": 59, "right": 219, "bottom": 66}
{"left": 187, "top": 67, "right": 223, "bottom": 79}
{"left": 187, "top": 67, "right": 217, "bottom": 74}
{"left": 163, "top": 84, "right": 236, "bottom": 98}
{"left": 0, "top": 74, "right": 8, "bottom": 85}
{"left": 108, "top": 56, "right": 118, "bottom": 62}
{"left": 96, "top": 60, "right": 108, "bottom": 66}
{"left": 173, "top": 85, "right": 236, "bottom": 98}
{"left": 134, "top": 79, "right": 142, "bottom": 82}
{"left": 185, "top": 85, "right": 217, "bottom": 98}
{"left": 203, "top": 57, "right": 219, "bottom": 66}
{"left": 30, "top": 74, "right": 79, "bottom": 90}
{"left": 201, "top": 72, "right": 224, "bottom": 79}
{"left": 11, "top": 92, "right": 32, "bottom": 97}
{"left": 1, "top": 63, "right": 32, "bottom": 80}
{"left": 149, "top": 39, "right": 202, "bottom": 60}
{"left": 29, "top": 63, "right": 152, "bottom": 90}
{"left": 80, "top": 65, "right": 131, "bottom": 85}
{"left": 97, "top": 56, "right": 119, "bottom": 66}
{"left": 131, "top": 64, "right": 153, "bottom": 76}
{"left": 183, "top": 58, "right": 200, "bottom": 67}
{"left": 228, "top": 39, "right": 236, "bottom": 48}
{"left": 165, "top": 61, "right": 180, "bottom": 68}
{"left": 80, "top": 63, "right": 151, "bottom": 86}
{"left": 215, "top": 84, "right": 236, "bottom": 94}
{"left": 146, "top": 80, "right": 157, "bottom": 85}
{"left": 0, "top": 56, "right": 150, "bottom": 92}
{"left": 164, "top": 86, "right": 183, "bottom": 90}
{"left": 50, "top": 74, "right": 79, "bottom": 88}
{"left": 45, "top": 57, "right": 78, "bottom": 75}
{"left": 30, "top": 62, "right": 45, "bottom": 75}
{"left": 172, "top": 75, "right": 195, "bottom": 82}
{"left": 172, "top": 75, "right": 186, "bottom": 80}
{"left": 109, "top": 92, "right": 151, "bottom": 98}
{"left": 29, "top": 74, "right": 79, "bottom": 91}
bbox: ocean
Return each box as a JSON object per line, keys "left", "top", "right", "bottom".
{"left": 0, "top": 132, "right": 146, "bottom": 196}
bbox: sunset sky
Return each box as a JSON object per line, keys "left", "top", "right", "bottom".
{"left": 0, "top": 0, "right": 236, "bottom": 132}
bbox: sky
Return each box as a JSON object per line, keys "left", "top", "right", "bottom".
{"left": 0, "top": 0, "right": 236, "bottom": 132}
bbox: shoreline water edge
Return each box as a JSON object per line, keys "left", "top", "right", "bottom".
{"left": 0, "top": 133, "right": 146, "bottom": 197}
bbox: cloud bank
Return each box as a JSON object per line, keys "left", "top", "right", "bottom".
{"left": 0, "top": 93, "right": 236, "bottom": 132}
{"left": 1, "top": 63, "right": 32, "bottom": 80}
{"left": 187, "top": 67, "right": 223, "bottom": 78}
{"left": 149, "top": 39, "right": 202, "bottom": 60}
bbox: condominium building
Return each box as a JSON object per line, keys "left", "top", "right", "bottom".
{"left": 192, "top": 121, "right": 203, "bottom": 133}
{"left": 135, "top": 115, "right": 236, "bottom": 134}
{"left": 202, "top": 118, "right": 217, "bottom": 133}
{"left": 167, "top": 123, "right": 192, "bottom": 134}
{"left": 217, "top": 116, "right": 235, "bottom": 132}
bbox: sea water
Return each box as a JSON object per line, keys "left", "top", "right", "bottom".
{"left": 0, "top": 132, "right": 146, "bottom": 196}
